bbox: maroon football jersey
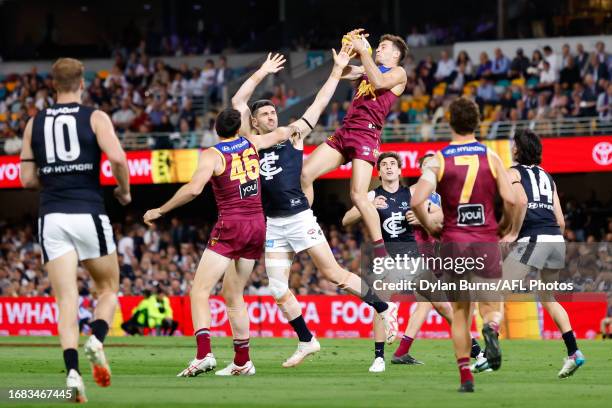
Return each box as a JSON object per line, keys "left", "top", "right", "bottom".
{"left": 342, "top": 66, "right": 399, "bottom": 130}
{"left": 209, "top": 136, "right": 263, "bottom": 220}
{"left": 436, "top": 140, "right": 499, "bottom": 242}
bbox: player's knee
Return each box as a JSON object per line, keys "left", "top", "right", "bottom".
{"left": 221, "top": 285, "right": 243, "bottom": 305}
{"left": 268, "top": 277, "right": 289, "bottom": 300}
{"left": 349, "top": 189, "right": 368, "bottom": 206}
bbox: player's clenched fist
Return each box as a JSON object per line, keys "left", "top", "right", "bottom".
{"left": 143, "top": 208, "right": 163, "bottom": 226}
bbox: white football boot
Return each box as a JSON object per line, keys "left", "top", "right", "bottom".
{"left": 282, "top": 338, "right": 321, "bottom": 368}
{"left": 66, "top": 369, "right": 87, "bottom": 403}
{"left": 83, "top": 335, "right": 111, "bottom": 387}
{"left": 177, "top": 353, "right": 217, "bottom": 377}
{"left": 368, "top": 357, "right": 386, "bottom": 373}
{"left": 215, "top": 360, "right": 256, "bottom": 376}
{"left": 558, "top": 350, "right": 585, "bottom": 378}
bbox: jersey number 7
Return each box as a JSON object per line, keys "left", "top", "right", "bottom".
{"left": 454, "top": 155, "right": 479, "bottom": 203}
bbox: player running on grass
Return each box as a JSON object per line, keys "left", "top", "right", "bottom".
{"left": 411, "top": 97, "right": 519, "bottom": 392}
{"left": 20, "top": 58, "right": 131, "bottom": 402}
{"left": 343, "top": 152, "right": 483, "bottom": 372}
{"left": 231, "top": 46, "right": 399, "bottom": 368}
{"left": 144, "top": 109, "right": 298, "bottom": 377}
{"left": 301, "top": 29, "right": 408, "bottom": 261}
{"left": 475, "top": 129, "right": 585, "bottom": 377}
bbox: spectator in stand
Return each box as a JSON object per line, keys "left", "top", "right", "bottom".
{"left": 112, "top": 98, "right": 136, "bottom": 133}
{"left": 270, "top": 84, "right": 287, "bottom": 108}
{"left": 212, "top": 56, "right": 232, "bottom": 104}
{"left": 560, "top": 44, "right": 573, "bottom": 70}
{"left": 324, "top": 101, "right": 345, "bottom": 127}
{"left": 434, "top": 50, "right": 455, "bottom": 82}
{"left": 575, "top": 43, "right": 590, "bottom": 76}
{"left": 491, "top": 47, "right": 510, "bottom": 79}
{"left": 179, "top": 98, "right": 196, "bottom": 130}
{"left": 476, "top": 78, "right": 497, "bottom": 107}
{"left": 285, "top": 88, "right": 301, "bottom": 107}
{"left": 560, "top": 55, "right": 581, "bottom": 90}
{"left": 597, "top": 83, "right": 612, "bottom": 122}
{"left": 586, "top": 53, "right": 610, "bottom": 84}
{"left": 527, "top": 49, "right": 544, "bottom": 79}
{"left": 200, "top": 59, "right": 216, "bottom": 93}
{"left": 595, "top": 41, "right": 611, "bottom": 67}
{"left": 406, "top": 26, "right": 428, "bottom": 48}
{"left": 455, "top": 50, "right": 473, "bottom": 77}
{"left": 550, "top": 83, "right": 570, "bottom": 118}
{"left": 476, "top": 51, "right": 492, "bottom": 79}
{"left": 509, "top": 48, "right": 530, "bottom": 78}
{"left": 543, "top": 45, "right": 559, "bottom": 73}
{"left": 538, "top": 60, "right": 557, "bottom": 92}
{"left": 447, "top": 62, "right": 467, "bottom": 95}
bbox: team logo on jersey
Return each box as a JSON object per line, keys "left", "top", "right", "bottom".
{"left": 592, "top": 142, "right": 612, "bottom": 166}
{"left": 399, "top": 201, "right": 409, "bottom": 210}
{"left": 383, "top": 212, "right": 406, "bottom": 238}
{"left": 239, "top": 179, "right": 259, "bottom": 199}
{"left": 355, "top": 79, "right": 377, "bottom": 100}
{"left": 457, "top": 204, "right": 485, "bottom": 226}
{"left": 260, "top": 151, "right": 282, "bottom": 180}
{"left": 290, "top": 198, "right": 302, "bottom": 207}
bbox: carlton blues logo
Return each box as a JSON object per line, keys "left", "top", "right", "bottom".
{"left": 260, "top": 151, "right": 282, "bottom": 180}
{"left": 383, "top": 212, "right": 406, "bottom": 238}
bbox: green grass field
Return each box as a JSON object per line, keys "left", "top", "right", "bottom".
{"left": 0, "top": 336, "right": 610, "bottom": 407}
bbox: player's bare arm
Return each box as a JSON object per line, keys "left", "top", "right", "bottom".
{"left": 499, "top": 167, "right": 527, "bottom": 241}
{"left": 92, "top": 110, "right": 131, "bottom": 205}
{"left": 552, "top": 183, "right": 565, "bottom": 233}
{"left": 349, "top": 31, "right": 406, "bottom": 91}
{"left": 231, "top": 53, "right": 286, "bottom": 134}
{"left": 19, "top": 118, "right": 40, "bottom": 189}
{"left": 489, "top": 153, "right": 520, "bottom": 242}
{"left": 410, "top": 157, "right": 439, "bottom": 234}
{"left": 246, "top": 125, "right": 300, "bottom": 151}
{"left": 289, "top": 44, "right": 353, "bottom": 144}
{"left": 143, "top": 149, "right": 221, "bottom": 225}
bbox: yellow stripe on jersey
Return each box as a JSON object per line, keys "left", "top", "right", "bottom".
{"left": 436, "top": 151, "right": 445, "bottom": 182}
{"left": 209, "top": 147, "right": 226, "bottom": 175}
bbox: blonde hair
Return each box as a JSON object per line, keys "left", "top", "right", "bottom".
{"left": 51, "top": 58, "right": 84, "bottom": 93}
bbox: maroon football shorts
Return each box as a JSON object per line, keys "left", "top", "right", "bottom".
{"left": 207, "top": 216, "right": 266, "bottom": 260}
{"left": 325, "top": 127, "right": 381, "bottom": 165}
{"left": 439, "top": 231, "right": 502, "bottom": 279}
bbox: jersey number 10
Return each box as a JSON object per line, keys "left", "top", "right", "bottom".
{"left": 44, "top": 115, "right": 81, "bottom": 163}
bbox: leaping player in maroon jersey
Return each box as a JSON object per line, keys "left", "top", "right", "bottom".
{"left": 410, "top": 97, "right": 519, "bottom": 392}
{"left": 144, "top": 109, "right": 298, "bottom": 377}
{"left": 301, "top": 29, "right": 408, "bottom": 260}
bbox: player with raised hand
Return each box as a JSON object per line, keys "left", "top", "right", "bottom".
{"left": 301, "top": 28, "right": 408, "bottom": 262}
{"left": 410, "top": 97, "right": 519, "bottom": 392}
{"left": 480, "top": 129, "right": 585, "bottom": 378}
{"left": 231, "top": 43, "right": 399, "bottom": 368}
{"left": 19, "top": 58, "right": 131, "bottom": 402}
{"left": 144, "top": 108, "right": 297, "bottom": 377}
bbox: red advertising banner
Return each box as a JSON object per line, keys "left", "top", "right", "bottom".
{"left": 540, "top": 297, "right": 608, "bottom": 340}
{"left": 0, "top": 297, "right": 58, "bottom": 336}
{"left": 1, "top": 295, "right": 606, "bottom": 339}
{"left": 1, "top": 136, "right": 610, "bottom": 188}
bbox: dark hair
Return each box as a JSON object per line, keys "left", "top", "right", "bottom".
{"left": 449, "top": 97, "right": 480, "bottom": 135}
{"left": 514, "top": 129, "right": 542, "bottom": 165}
{"left": 249, "top": 99, "right": 276, "bottom": 115}
{"left": 380, "top": 34, "right": 409, "bottom": 64}
{"left": 215, "top": 108, "right": 242, "bottom": 138}
{"left": 143, "top": 289, "right": 152, "bottom": 298}
{"left": 418, "top": 153, "right": 435, "bottom": 168}
{"left": 376, "top": 151, "right": 402, "bottom": 170}
{"left": 543, "top": 45, "right": 552, "bottom": 53}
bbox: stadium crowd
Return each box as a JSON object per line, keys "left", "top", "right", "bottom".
{"left": 1, "top": 195, "right": 611, "bottom": 299}
{"left": 2, "top": 41, "right": 612, "bottom": 153}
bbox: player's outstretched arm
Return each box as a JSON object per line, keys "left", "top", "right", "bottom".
{"left": 19, "top": 118, "right": 40, "bottom": 189}
{"left": 350, "top": 31, "right": 406, "bottom": 90}
{"left": 246, "top": 125, "right": 300, "bottom": 151}
{"left": 232, "top": 53, "right": 286, "bottom": 135}
{"left": 92, "top": 110, "right": 131, "bottom": 205}
{"left": 290, "top": 44, "right": 353, "bottom": 141}
{"left": 143, "top": 149, "right": 220, "bottom": 226}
